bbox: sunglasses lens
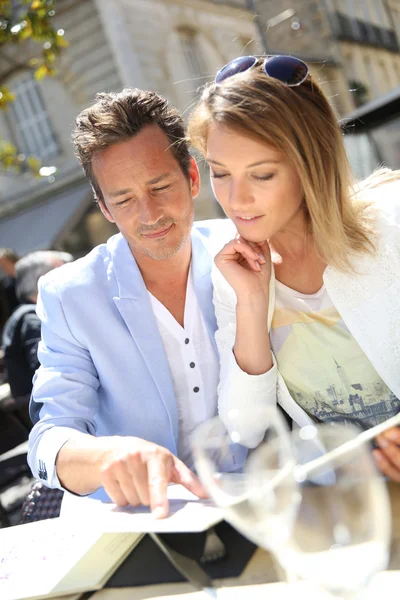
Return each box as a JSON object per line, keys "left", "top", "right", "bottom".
{"left": 216, "top": 56, "right": 257, "bottom": 83}
{"left": 264, "top": 55, "right": 309, "bottom": 86}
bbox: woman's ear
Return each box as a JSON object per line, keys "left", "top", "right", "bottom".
{"left": 188, "top": 157, "right": 200, "bottom": 199}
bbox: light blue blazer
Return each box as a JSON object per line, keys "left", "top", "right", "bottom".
{"left": 28, "top": 219, "right": 235, "bottom": 500}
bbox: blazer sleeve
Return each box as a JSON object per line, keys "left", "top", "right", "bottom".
{"left": 212, "top": 265, "right": 278, "bottom": 447}
{"left": 28, "top": 276, "right": 100, "bottom": 490}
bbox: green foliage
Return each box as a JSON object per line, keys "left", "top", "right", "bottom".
{"left": 0, "top": 138, "right": 41, "bottom": 174}
{"left": 0, "top": 0, "right": 68, "bottom": 175}
{"left": 349, "top": 79, "right": 369, "bottom": 108}
{"left": 0, "top": 85, "right": 15, "bottom": 109}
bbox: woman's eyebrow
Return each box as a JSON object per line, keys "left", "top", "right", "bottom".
{"left": 207, "top": 158, "right": 280, "bottom": 167}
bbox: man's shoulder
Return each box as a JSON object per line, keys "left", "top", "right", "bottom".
{"left": 2, "top": 304, "right": 37, "bottom": 345}
{"left": 193, "top": 218, "right": 235, "bottom": 248}
{"left": 39, "top": 233, "right": 122, "bottom": 295}
{"left": 193, "top": 217, "right": 235, "bottom": 235}
{"left": 19, "top": 307, "right": 41, "bottom": 338}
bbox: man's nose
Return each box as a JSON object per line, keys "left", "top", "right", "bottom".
{"left": 138, "top": 195, "right": 164, "bottom": 226}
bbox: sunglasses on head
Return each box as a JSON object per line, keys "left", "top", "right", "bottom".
{"left": 215, "top": 54, "right": 309, "bottom": 87}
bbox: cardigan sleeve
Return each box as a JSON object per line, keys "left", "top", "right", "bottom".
{"left": 212, "top": 265, "right": 278, "bottom": 447}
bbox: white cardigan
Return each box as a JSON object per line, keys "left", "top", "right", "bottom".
{"left": 213, "top": 180, "right": 400, "bottom": 442}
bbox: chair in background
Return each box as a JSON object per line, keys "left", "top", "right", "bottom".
{"left": 0, "top": 383, "right": 32, "bottom": 527}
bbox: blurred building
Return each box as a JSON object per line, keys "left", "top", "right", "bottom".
{"left": 2, "top": 1, "right": 400, "bottom": 257}
{"left": 0, "top": 0, "right": 260, "bottom": 256}
{"left": 324, "top": 0, "right": 400, "bottom": 108}
{"left": 343, "top": 84, "right": 400, "bottom": 180}
{"left": 250, "top": 0, "right": 400, "bottom": 115}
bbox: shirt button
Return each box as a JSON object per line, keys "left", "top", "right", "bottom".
{"left": 193, "top": 386, "right": 200, "bottom": 393}
{"left": 190, "top": 362, "right": 195, "bottom": 368}
{"left": 185, "top": 338, "right": 190, "bottom": 344}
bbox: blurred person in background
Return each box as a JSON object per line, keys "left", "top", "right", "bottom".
{"left": 0, "top": 248, "right": 20, "bottom": 326}
{"left": 28, "top": 89, "right": 234, "bottom": 517}
{"left": 188, "top": 54, "right": 400, "bottom": 482}
{"left": 2, "top": 251, "right": 73, "bottom": 431}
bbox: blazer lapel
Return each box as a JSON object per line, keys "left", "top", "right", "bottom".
{"left": 108, "top": 235, "right": 178, "bottom": 446}
{"left": 191, "top": 228, "right": 218, "bottom": 354}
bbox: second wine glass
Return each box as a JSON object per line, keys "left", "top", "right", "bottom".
{"left": 247, "top": 423, "right": 391, "bottom": 599}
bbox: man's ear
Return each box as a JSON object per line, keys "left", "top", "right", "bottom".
{"left": 98, "top": 198, "right": 115, "bottom": 223}
{"left": 188, "top": 156, "right": 200, "bottom": 200}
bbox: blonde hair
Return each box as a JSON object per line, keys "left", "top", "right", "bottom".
{"left": 188, "top": 62, "right": 396, "bottom": 271}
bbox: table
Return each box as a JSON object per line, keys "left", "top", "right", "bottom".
{"left": 56, "top": 482, "right": 400, "bottom": 600}
{"left": 93, "top": 571, "right": 400, "bottom": 599}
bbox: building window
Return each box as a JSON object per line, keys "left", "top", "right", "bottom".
{"left": 379, "top": 61, "right": 390, "bottom": 92}
{"left": 394, "top": 60, "right": 400, "bottom": 84}
{"left": 344, "top": 51, "right": 357, "bottom": 81}
{"left": 9, "top": 73, "right": 58, "bottom": 160}
{"left": 392, "top": 8, "right": 400, "bottom": 39}
{"left": 363, "top": 56, "right": 379, "bottom": 99}
{"left": 178, "top": 28, "right": 206, "bottom": 87}
{"left": 372, "top": 0, "right": 390, "bottom": 28}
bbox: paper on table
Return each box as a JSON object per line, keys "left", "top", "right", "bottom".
{"left": 64, "top": 484, "right": 224, "bottom": 533}
{"left": 0, "top": 518, "right": 142, "bottom": 600}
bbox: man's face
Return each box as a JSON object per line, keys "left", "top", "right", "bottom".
{"left": 0, "top": 257, "right": 16, "bottom": 277}
{"left": 93, "top": 125, "right": 200, "bottom": 261}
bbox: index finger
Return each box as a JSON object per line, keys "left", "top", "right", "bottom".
{"left": 147, "top": 454, "right": 172, "bottom": 518}
{"left": 381, "top": 426, "right": 400, "bottom": 444}
{"left": 171, "top": 457, "right": 209, "bottom": 499}
{"left": 373, "top": 449, "right": 400, "bottom": 483}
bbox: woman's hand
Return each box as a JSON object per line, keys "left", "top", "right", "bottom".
{"left": 215, "top": 235, "right": 273, "bottom": 375}
{"left": 215, "top": 235, "right": 272, "bottom": 304}
{"left": 374, "top": 427, "right": 400, "bottom": 482}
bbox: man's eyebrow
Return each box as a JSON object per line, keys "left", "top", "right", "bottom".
{"left": 207, "top": 159, "right": 280, "bottom": 167}
{"left": 109, "top": 188, "right": 133, "bottom": 199}
{"left": 109, "top": 173, "right": 172, "bottom": 199}
{"left": 147, "top": 172, "right": 171, "bottom": 185}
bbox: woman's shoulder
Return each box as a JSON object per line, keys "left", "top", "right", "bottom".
{"left": 357, "top": 169, "right": 400, "bottom": 225}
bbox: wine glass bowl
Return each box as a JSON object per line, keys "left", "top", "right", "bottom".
{"left": 191, "top": 406, "right": 299, "bottom": 551}
{"left": 270, "top": 423, "right": 392, "bottom": 598}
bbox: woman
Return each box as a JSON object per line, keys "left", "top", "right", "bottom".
{"left": 188, "top": 55, "right": 400, "bottom": 481}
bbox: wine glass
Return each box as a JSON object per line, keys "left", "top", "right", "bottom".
{"left": 248, "top": 423, "right": 391, "bottom": 599}
{"left": 191, "top": 405, "right": 299, "bottom": 553}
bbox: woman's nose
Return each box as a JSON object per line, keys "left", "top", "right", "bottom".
{"left": 228, "top": 180, "right": 254, "bottom": 211}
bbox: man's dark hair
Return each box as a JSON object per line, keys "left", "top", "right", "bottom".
{"left": 72, "top": 88, "right": 191, "bottom": 204}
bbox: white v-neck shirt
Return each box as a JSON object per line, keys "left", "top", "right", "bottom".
{"left": 148, "top": 268, "right": 218, "bottom": 467}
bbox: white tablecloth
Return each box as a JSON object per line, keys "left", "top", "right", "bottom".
{"left": 92, "top": 570, "right": 400, "bottom": 600}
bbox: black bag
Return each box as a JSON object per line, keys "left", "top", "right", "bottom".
{"left": 20, "top": 481, "right": 63, "bottom": 524}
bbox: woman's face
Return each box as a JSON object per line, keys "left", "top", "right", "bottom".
{"left": 206, "top": 123, "right": 304, "bottom": 243}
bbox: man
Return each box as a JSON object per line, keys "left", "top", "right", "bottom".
{"left": 2, "top": 251, "right": 72, "bottom": 430}
{"left": 28, "top": 88, "right": 234, "bottom": 518}
{"left": 0, "top": 248, "right": 20, "bottom": 328}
